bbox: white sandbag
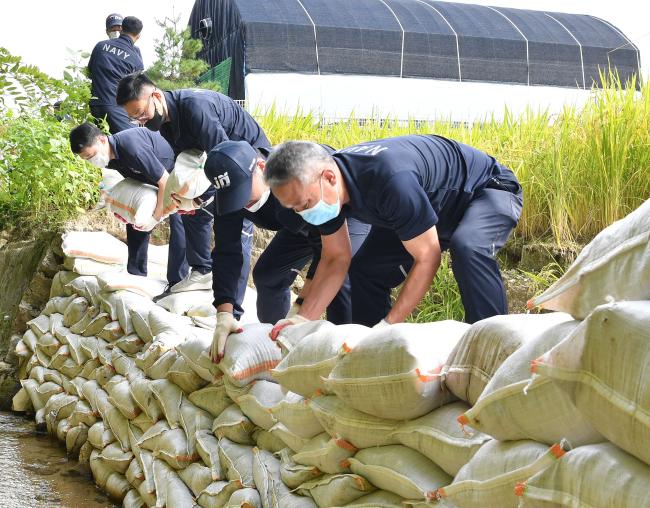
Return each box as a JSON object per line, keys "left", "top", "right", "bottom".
{"left": 176, "top": 328, "right": 222, "bottom": 382}
{"left": 82, "top": 312, "right": 112, "bottom": 337}
{"left": 516, "top": 442, "right": 650, "bottom": 507}
{"left": 130, "top": 413, "right": 154, "bottom": 434}
{"left": 434, "top": 440, "right": 567, "bottom": 508}
{"left": 292, "top": 434, "right": 356, "bottom": 475}
{"left": 126, "top": 458, "right": 145, "bottom": 489}
{"left": 253, "top": 428, "right": 287, "bottom": 454}
{"left": 54, "top": 417, "right": 71, "bottom": 441}
{"left": 105, "top": 375, "right": 141, "bottom": 419}
{"left": 461, "top": 319, "right": 603, "bottom": 446}
{"left": 187, "top": 302, "right": 216, "bottom": 318}
{"left": 22, "top": 329, "right": 39, "bottom": 352}
{"left": 219, "top": 437, "right": 255, "bottom": 488}
{"left": 64, "top": 256, "right": 123, "bottom": 276}
{"left": 165, "top": 148, "right": 210, "bottom": 199}
{"left": 213, "top": 404, "right": 256, "bottom": 445}
{"left": 272, "top": 320, "right": 335, "bottom": 357}
{"left": 28, "top": 314, "right": 51, "bottom": 337}
{"left": 149, "top": 379, "right": 183, "bottom": 429}
{"left": 81, "top": 380, "right": 103, "bottom": 412}
{"left": 129, "top": 377, "right": 164, "bottom": 422}
{"left": 278, "top": 448, "right": 322, "bottom": 489}
{"left": 157, "top": 290, "right": 213, "bottom": 315}
{"left": 138, "top": 421, "right": 196, "bottom": 469}
{"left": 191, "top": 314, "right": 218, "bottom": 330}
{"left": 268, "top": 422, "right": 310, "bottom": 453}
{"left": 219, "top": 323, "right": 279, "bottom": 387}
{"left": 90, "top": 448, "right": 113, "bottom": 488}
{"left": 333, "top": 491, "right": 404, "bottom": 508}
{"left": 153, "top": 458, "right": 196, "bottom": 508}
{"left": 225, "top": 488, "right": 263, "bottom": 508}
{"left": 44, "top": 392, "right": 78, "bottom": 422}
{"left": 197, "top": 480, "right": 243, "bottom": 508}
{"left": 532, "top": 300, "right": 650, "bottom": 464}
{"left": 114, "top": 334, "right": 145, "bottom": 354}
{"left": 68, "top": 400, "right": 98, "bottom": 427}
{"left": 237, "top": 380, "right": 284, "bottom": 430}
{"left": 269, "top": 392, "right": 324, "bottom": 439}
{"left": 179, "top": 399, "right": 213, "bottom": 455}
{"left": 145, "top": 350, "right": 178, "bottom": 380}
{"left": 326, "top": 321, "right": 468, "bottom": 420}
{"left": 390, "top": 401, "right": 489, "bottom": 477}
{"left": 107, "top": 178, "right": 159, "bottom": 229}
{"left": 188, "top": 383, "right": 231, "bottom": 418}
{"left": 297, "top": 473, "right": 376, "bottom": 508}
{"left": 271, "top": 324, "right": 369, "bottom": 397}
{"left": 308, "top": 395, "right": 400, "bottom": 449}
{"left": 123, "top": 489, "right": 145, "bottom": 508}
{"left": 78, "top": 440, "right": 94, "bottom": 468}
{"left": 98, "top": 321, "right": 124, "bottom": 342}
{"left": 42, "top": 296, "right": 72, "bottom": 316}
{"left": 98, "top": 442, "right": 134, "bottom": 474}
{"left": 137, "top": 482, "right": 157, "bottom": 508}
{"left": 130, "top": 307, "right": 154, "bottom": 343}
{"left": 253, "top": 447, "right": 317, "bottom": 508}
{"left": 11, "top": 387, "right": 33, "bottom": 413}
{"left": 196, "top": 430, "right": 225, "bottom": 481}
{"left": 62, "top": 231, "right": 128, "bottom": 265}
{"left": 101, "top": 469, "right": 131, "bottom": 501}
{"left": 148, "top": 306, "right": 193, "bottom": 337}
{"left": 530, "top": 198, "right": 650, "bottom": 319}
{"left": 50, "top": 271, "right": 80, "bottom": 298}
{"left": 104, "top": 405, "right": 131, "bottom": 452}
{"left": 178, "top": 462, "right": 213, "bottom": 496}
{"left": 97, "top": 271, "right": 167, "bottom": 300}
{"left": 63, "top": 296, "right": 89, "bottom": 327}
{"left": 442, "top": 312, "right": 573, "bottom": 405}
{"left": 348, "top": 445, "right": 450, "bottom": 500}
{"left": 35, "top": 333, "right": 61, "bottom": 357}
{"left": 168, "top": 355, "right": 209, "bottom": 393}
{"left": 88, "top": 421, "right": 116, "bottom": 449}
{"left": 224, "top": 377, "right": 253, "bottom": 401}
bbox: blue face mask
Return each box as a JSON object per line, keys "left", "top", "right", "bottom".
{"left": 298, "top": 175, "right": 340, "bottom": 225}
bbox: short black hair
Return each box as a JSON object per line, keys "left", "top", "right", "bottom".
{"left": 116, "top": 71, "right": 156, "bottom": 105}
{"left": 122, "top": 16, "right": 143, "bottom": 36}
{"left": 69, "top": 122, "right": 104, "bottom": 154}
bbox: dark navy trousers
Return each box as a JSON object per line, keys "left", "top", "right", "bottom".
{"left": 349, "top": 188, "right": 523, "bottom": 326}
{"left": 253, "top": 218, "right": 371, "bottom": 324}
{"left": 90, "top": 104, "right": 135, "bottom": 134}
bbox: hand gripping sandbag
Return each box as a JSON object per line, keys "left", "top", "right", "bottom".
{"left": 162, "top": 149, "right": 210, "bottom": 214}
{"left": 529, "top": 197, "right": 650, "bottom": 318}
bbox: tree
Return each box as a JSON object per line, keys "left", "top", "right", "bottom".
{"left": 147, "top": 14, "right": 221, "bottom": 92}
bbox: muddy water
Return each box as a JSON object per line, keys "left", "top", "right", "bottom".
{"left": 0, "top": 411, "right": 117, "bottom": 508}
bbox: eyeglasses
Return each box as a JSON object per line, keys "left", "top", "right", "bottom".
{"left": 128, "top": 95, "right": 153, "bottom": 122}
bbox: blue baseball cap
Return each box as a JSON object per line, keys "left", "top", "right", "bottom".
{"left": 205, "top": 141, "right": 258, "bottom": 215}
{"left": 106, "top": 14, "right": 123, "bottom": 29}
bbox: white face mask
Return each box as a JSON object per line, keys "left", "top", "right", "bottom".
{"left": 108, "top": 31, "right": 120, "bottom": 39}
{"left": 245, "top": 188, "right": 271, "bottom": 213}
{"left": 88, "top": 148, "right": 110, "bottom": 169}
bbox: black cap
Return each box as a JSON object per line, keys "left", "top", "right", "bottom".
{"left": 106, "top": 13, "right": 123, "bottom": 30}
{"left": 205, "top": 141, "right": 258, "bottom": 215}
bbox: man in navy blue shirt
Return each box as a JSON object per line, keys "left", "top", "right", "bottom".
{"left": 69, "top": 122, "right": 207, "bottom": 288}
{"left": 88, "top": 16, "right": 143, "bottom": 134}
{"left": 202, "top": 141, "right": 370, "bottom": 360}
{"left": 264, "top": 135, "right": 523, "bottom": 330}
{"left": 115, "top": 72, "right": 271, "bottom": 306}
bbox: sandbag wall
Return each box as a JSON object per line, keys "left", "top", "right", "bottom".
{"left": 9, "top": 196, "right": 650, "bottom": 508}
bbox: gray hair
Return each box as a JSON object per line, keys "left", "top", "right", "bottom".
{"left": 265, "top": 141, "right": 332, "bottom": 187}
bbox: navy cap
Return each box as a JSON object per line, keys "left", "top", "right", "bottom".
{"left": 205, "top": 141, "right": 258, "bottom": 215}
{"left": 106, "top": 13, "right": 123, "bottom": 29}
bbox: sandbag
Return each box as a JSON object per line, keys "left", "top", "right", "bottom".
{"left": 253, "top": 428, "right": 287, "bottom": 454}
{"left": 50, "top": 271, "right": 80, "bottom": 298}
{"left": 289, "top": 433, "right": 357, "bottom": 475}
{"left": 197, "top": 480, "right": 243, "bottom": 508}
{"left": 62, "top": 231, "right": 128, "bottom": 265}
{"left": 98, "top": 321, "right": 124, "bottom": 342}
{"left": 178, "top": 462, "right": 213, "bottom": 496}
{"left": 516, "top": 442, "right": 650, "bottom": 507}
{"left": 123, "top": 489, "right": 145, "bottom": 508}
{"left": 219, "top": 438, "right": 255, "bottom": 488}
{"left": 138, "top": 421, "right": 196, "bottom": 469}
{"left": 269, "top": 391, "right": 324, "bottom": 439}
{"left": 180, "top": 399, "right": 213, "bottom": 455}
{"left": 297, "top": 473, "right": 375, "bottom": 508}
{"left": 326, "top": 321, "right": 468, "bottom": 420}
{"left": 126, "top": 458, "right": 145, "bottom": 489}
{"left": 278, "top": 448, "right": 322, "bottom": 489}
{"left": 272, "top": 320, "right": 335, "bottom": 357}
{"left": 309, "top": 395, "right": 400, "bottom": 449}
{"left": 253, "top": 447, "right": 317, "bottom": 508}
{"left": 129, "top": 377, "right": 164, "bottom": 422}
{"left": 65, "top": 423, "right": 89, "bottom": 455}
{"left": 153, "top": 458, "right": 196, "bottom": 508}
{"left": 149, "top": 379, "right": 183, "bottom": 429}
{"left": 390, "top": 401, "right": 489, "bottom": 477}
{"left": 105, "top": 374, "right": 141, "bottom": 419}
{"left": 269, "top": 422, "right": 310, "bottom": 453}
{"left": 97, "top": 272, "right": 167, "bottom": 300}
{"left": 225, "top": 488, "right": 263, "bottom": 508}
{"left": 168, "top": 355, "right": 209, "bottom": 393}
{"left": 442, "top": 312, "right": 573, "bottom": 405}
{"left": 11, "top": 387, "right": 33, "bottom": 413}
{"left": 219, "top": 323, "right": 279, "bottom": 387}
{"left": 434, "top": 440, "right": 566, "bottom": 508}
{"left": 28, "top": 314, "right": 51, "bottom": 337}
{"left": 145, "top": 350, "right": 178, "bottom": 380}
{"left": 271, "top": 324, "right": 369, "bottom": 397}
{"left": 165, "top": 149, "right": 210, "bottom": 200}
{"left": 333, "top": 491, "right": 404, "bottom": 508}
{"left": 530, "top": 198, "right": 650, "bottom": 318}
{"left": 88, "top": 421, "right": 116, "bottom": 449}
{"left": 97, "top": 442, "right": 134, "bottom": 474}
{"left": 130, "top": 307, "right": 153, "bottom": 343}
{"left": 63, "top": 297, "right": 89, "bottom": 327}
{"left": 107, "top": 178, "right": 159, "bottom": 229}
{"left": 189, "top": 383, "right": 231, "bottom": 418}
{"left": 237, "top": 380, "right": 284, "bottom": 430}
{"left": 157, "top": 290, "right": 213, "bottom": 315}
{"left": 176, "top": 327, "right": 223, "bottom": 382}
{"left": 461, "top": 319, "right": 603, "bottom": 446}
{"left": 90, "top": 448, "right": 114, "bottom": 488}
{"left": 114, "top": 334, "right": 145, "bottom": 354}
{"left": 68, "top": 400, "right": 98, "bottom": 427}
{"left": 532, "top": 300, "right": 650, "bottom": 465}
{"left": 213, "top": 403, "right": 256, "bottom": 445}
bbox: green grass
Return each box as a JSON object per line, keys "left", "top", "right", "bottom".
{"left": 257, "top": 75, "right": 650, "bottom": 246}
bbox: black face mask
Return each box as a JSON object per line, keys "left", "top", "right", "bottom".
{"left": 144, "top": 99, "right": 164, "bottom": 131}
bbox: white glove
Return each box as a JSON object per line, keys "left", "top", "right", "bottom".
{"left": 285, "top": 302, "right": 301, "bottom": 319}
{"left": 270, "top": 314, "right": 309, "bottom": 340}
{"left": 373, "top": 318, "right": 390, "bottom": 329}
{"left": 210, "top": 311, "right": 243, "bottom": 362}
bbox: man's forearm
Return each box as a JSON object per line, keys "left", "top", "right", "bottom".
{"left": 298, "top": 257, "right": 349, "bottom": 320}
{"left": 386, "top": 255, "right": 440, "bottom": 324}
